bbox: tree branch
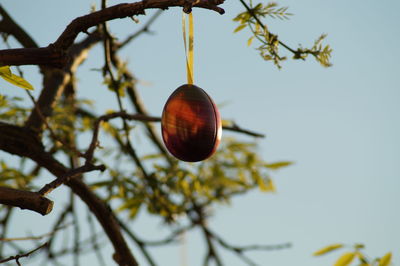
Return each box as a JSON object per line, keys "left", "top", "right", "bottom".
{"left": 0, "top": 47, "right": 66, "bottom": 67}
{"left": 0, "top": 0, "right": 224, "bottom": 67}
{"left": 0, "top": 242, "right": 48, "bottom": 265}
{"left": 24, "top": 31, "right": 102, "bottom": 134}
{"left": 84, "top": 111, "right": 265, "bottom": 139}
{"left": 0, "top": 4, "right": 38, "bottom": 48}
{"left": 109, "top": 49, "right": 174, "bottom": 165}
{"left": 0, "top": 122, "right": 139, "bottom": 265}
{"left": 0, "top": 187, "right": 53, "bottom": 216}
{"left": 117, "top": 9, "right": 163, "bottom": 49}
{"left": 38, "top": 163, "right": 106, "bottom": 196}
{"left": 237, "top": 0, "right": 296, "bottom": 54}
{"left": 0, "top": 223, "right": 69, "bottom": 241}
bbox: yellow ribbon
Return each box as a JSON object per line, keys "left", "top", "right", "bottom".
{"left": 182, "top": 12, "right": 194, "bottom": 85}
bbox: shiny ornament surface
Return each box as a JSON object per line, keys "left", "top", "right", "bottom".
{"left": 161, "top": 84, "right": 222, "bottom": 162}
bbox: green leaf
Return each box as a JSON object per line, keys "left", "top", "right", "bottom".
{"left": 234, "top": 24, "right": 247, "bottom": 33}
{"left": 264, "top": 161, "right": 293, "bottom": 170}
{"left": 0, "top": 66, "right": 34, "bottom": 90}
{"left": 0, "top": 66, "right": 12, "bottom": 77}
{"left": 379, "top": 252, "right": 392, "bottom": 266}
{"left": 357, "top": 251, "right": 370, "bottom": 265}
{"left": 247, "top": 36, "right": 254, "bottom": 47}
{"left": 354, "top": 243, "right": 365, "bottom": 249}
{"left": 263, "top": 178, "right": 275, "bottom": 192}
{"left": 313, "top": 244, "right": 344, "bottom": 256}
{"left": 334, "top": 252, "right": 356, "bottom": 266}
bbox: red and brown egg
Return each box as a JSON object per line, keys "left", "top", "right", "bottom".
{"left": 161, "top": 84, "right": 222, "bottom": 162}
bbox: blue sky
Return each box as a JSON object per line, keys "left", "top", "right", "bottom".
{"left": 1, "top": 0, "right": 399, "bottom": 265}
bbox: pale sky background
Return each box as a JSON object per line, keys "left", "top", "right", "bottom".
{"left": 1, "top": 0, "right": 399, "bottom": 265}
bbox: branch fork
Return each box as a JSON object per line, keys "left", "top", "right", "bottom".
{"left": 0, "top": 0, "right": 225, "bottom": 68}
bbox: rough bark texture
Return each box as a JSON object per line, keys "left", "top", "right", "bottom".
{"left": 0, "top": 122, "right": 138, "bottom": 265}
{"left": 0, "top": 0, "right": 224, "bottom": 68}
{"left": 0, "top": 187, "right": 53, "bottom": 216}
{"left": 0, "top": 1, "right": 226, "bottom": 265}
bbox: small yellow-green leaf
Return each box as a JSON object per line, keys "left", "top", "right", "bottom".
{"left": 334, "top": 252, "right": 356, "bottom": 266}
{"left": 264, "top": 179, "right": 276, "bottom": 192}
{"left": 264, "top": 161, "right": 293, "bottom": 170}
{"left": 256, "top": 177, "right": 268, "bottom": 191}
{"left": 356, "top": 251, "right": 369, "bottom": 265}
{"left": 354, "top": 243, "right": 365, "bottom": 249}
{"left": 221, "top": 119, "right": 233, "bottom": 127}
{"left": 1, "top": 72, "right": 34, "bottom": 90}
{"left": 313, "top": 244, "right": 344, "bottom": 256}
{"left": 247, "top": 36, "right": 254, "bottom": 47}
{"left": 0, "top": 66, "right": 12, "bottom": 77}
{"left": 379, "top": 252, "right": 392, "bottom": 266}
{"left": 234, "top": 24, "right": 246, "bottom": 33}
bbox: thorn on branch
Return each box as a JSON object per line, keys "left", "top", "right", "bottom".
{"left": 130, "top": 16, "right": 140, "bottom": 23}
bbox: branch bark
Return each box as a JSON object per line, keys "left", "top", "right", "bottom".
{"left": 25, "top": 31, "right": 102, "bottom": 133}
{"left": 0, "top": 187, "right": 53, "bottom": 216}
{"left": 0, "top": 122, "right": 139, "bottom": 265}
{"left": 0, "top": 242, "right": 48, "bottom": 265}
{"left": 0, "top": 0, "right": 224, "bottom": 67}
{"left": 0, "top": 4, "right": 38, "bottom": 48}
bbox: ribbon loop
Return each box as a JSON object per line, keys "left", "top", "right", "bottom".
{"left": 182, "top": 12, "right": 194, "bottom": 85}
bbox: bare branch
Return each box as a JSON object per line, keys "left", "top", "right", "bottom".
{"left": 206, "top": 226, "right": 291, "bottom": 266}
{"left": 0, "top": 4, "right": 38, "bottom": 48}
{"left": 0, "top": 224, "right": 69, "bottom": 242}
{"left": 25, "top": 31, "right": 102, "bottom": 134}
{"left": 85, "top": 111, "right": 265, "bottom": 144}
{"left": 0, "top": 47, "right": 66, "bottom": 67}
{"left": 0, "top": 0, "right": 224, "bottom": 67}
{"left": 0, "top": 122, "right": 139, "bottom": 265}
{"left": 117, "top": 218, "right": 157, "bottom": 266}
{"left": 0, "top": 187, "right": 53, "bottom": 216}
{"left": 117, "top": 10, "right": 163, "bottom": 49}
{"left": 224, "top": 122, "right": 265, "bottom": 138}
{"left": 109, "top": 48, "right": 174, "bottom": 165}
{"left": 84, "top": 111, "right": 160, "bottom": 162}
{"left": 0, "top": 242, "right": 48, "bottom": 265}
{"left": 38, "top": 163, "right": 106, "bottom": 197}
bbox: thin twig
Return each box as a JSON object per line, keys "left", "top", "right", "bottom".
{"left": 117, "top": 10, "right": 163, "bottom": 49}
{"left": 46, "top": 204, "right": 73, "bottom": 259}
{"left": 0, "top": 224, "right": 70, "bottom": 242}
{"left": 86, "top": 208, "right": 106, "bottom": 266}
{"left": 0, "top": 207, "right": 13, "bottom": 256}
{"left": 85, "top": 111, "right": 264, "bottom": 160}
{"left": 0, "top": 242, "right": 48, "bottom": 264}
{"left": 0, "top": 0, "right": 225, "bottom": 67}
{"left": 37, "top": 163, "right": 106, "bottom": 196}
{"left": 84, "top": 111, "right": 160, "bottom": 161}
{"left": 0, "top": 122, "right": 140, "bottom": 266}
{"left": 100, "top": 9, "right": 152, "bottom": 181}
{"left": 224, "top": 122, "right": 265, "bottom": 138}
{"left": 238, "top": 0, "right": 296, "bottom": 54}
{"left": 25, "top": 90, "right": 85, "bottom": 158}
{"left": 210, "top": 226, "right": 291, "bottom": 265}
{"left": 117, "top": 218, "right": 157, "bottom": 266}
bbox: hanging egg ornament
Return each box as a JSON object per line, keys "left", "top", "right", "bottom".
{"left": 161, "top": 84, "right": 222, "bottom": 162}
